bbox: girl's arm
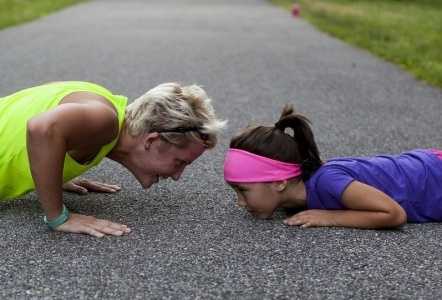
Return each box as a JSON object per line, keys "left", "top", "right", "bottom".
{"left": 284, "top": 181, "right": 407, "bottom": 229}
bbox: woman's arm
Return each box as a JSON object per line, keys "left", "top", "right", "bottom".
{"left": 284, "top": 181, "right": 407, "bottom": 229}
{"left": 27, "top": 100, "right": 129, "bottom": 237}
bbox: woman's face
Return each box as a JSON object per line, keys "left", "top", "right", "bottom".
{"left": 129, "top": 134, "right": 206, "bottom": 189}
{"left": 230, "top": 182, "right": 282, "bottom": 219}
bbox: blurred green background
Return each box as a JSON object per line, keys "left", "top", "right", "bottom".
{"left": 0, "top": 0, "right": 86, "bottom": 30}
{"left": 272, "top": 0, "right": 442, "bottom": 88}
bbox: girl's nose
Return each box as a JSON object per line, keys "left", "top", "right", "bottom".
{"left": 237, "top": 198, "right": 247, "bottom": 208}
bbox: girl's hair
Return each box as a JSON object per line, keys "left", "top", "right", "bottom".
{"left": 229, "top": 104, "right": 322, "bottom": 181}
{"left": 125, "top": 82, "right": 227, "bottom": 149}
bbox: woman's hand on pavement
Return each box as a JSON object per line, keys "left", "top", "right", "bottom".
{"left": 55, "top": 213, "right": 131, "bottom": 237}
{"left": 62, "top": 178, "right": 121, "bottom": 194}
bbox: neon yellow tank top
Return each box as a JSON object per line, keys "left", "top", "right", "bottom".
{"left": 0, "top": 81, "right": 127, "bottom": 200}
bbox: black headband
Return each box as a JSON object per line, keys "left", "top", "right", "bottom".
{"left": 157, "top": 126, "right": 202, "bottom": 134}
{"left": 157, "top": 126, "right": 209, "bottom": 141}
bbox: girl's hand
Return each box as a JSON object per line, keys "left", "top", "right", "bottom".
{"left": 284, "top": 181, "right": 408, "bottom": 229}
{"left": 63, "top": 178, "right": 121, "bottom": 194}
{"left": 55, "top": 213, "right": 131, "bottom": 237}
{"left": 284, "top": 209, "right": 337, "bottom": 228}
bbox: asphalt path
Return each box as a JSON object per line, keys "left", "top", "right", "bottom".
{"left": 1, "top": 0, "right": 441, "bottom": 299}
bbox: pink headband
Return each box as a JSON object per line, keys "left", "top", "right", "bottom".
{"left": 224, "top": 148, "right": 302, "bottom": 183}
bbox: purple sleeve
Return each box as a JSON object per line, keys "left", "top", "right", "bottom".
{"left": 314, "top": 167, "right": 355, "bottom": 209}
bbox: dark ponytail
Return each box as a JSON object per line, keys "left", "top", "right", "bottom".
{"left": 274, "top": 105, "right": 322, "bottom": 180}
{"left": 230, "top": 104, "right": 322, "bottom": 181}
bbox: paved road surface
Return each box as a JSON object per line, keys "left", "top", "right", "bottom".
{"left": 1, "top": 0, "right": 441, "bottom": 299}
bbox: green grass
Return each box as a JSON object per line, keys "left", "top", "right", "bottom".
{"left": 271, "top": 0, "right": 442, "bottom": 88}
{"left": 0, "top": 0, "right": 87, "bottom": 30}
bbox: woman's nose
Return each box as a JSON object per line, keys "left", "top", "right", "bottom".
{"left": 172, "top": 168, "right": 185, "bottom": 181}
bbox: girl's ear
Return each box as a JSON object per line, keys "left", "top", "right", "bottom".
{"left": 270, "top": 180, "right": 288, "bottom": 193}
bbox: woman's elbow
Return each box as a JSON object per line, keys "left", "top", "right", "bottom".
{"left": 27, "top": 117, "right": 45, "bottom": 136}
{"left": 27, "top": 117, "right": 54, "bottom": 140}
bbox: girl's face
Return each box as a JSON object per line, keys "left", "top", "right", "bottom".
{"left": 230, "top": 182, "right": 282, "bottom": 219}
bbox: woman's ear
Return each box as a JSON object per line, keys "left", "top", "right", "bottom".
{"left": 270, "top": 180, "right": 288, "bottom": 193}
{"left": 143, "top": 132, "right": 160, "bottom": 150}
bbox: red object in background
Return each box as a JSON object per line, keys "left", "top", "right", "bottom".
{"left": 291, "top": 3, "right": 301, "bottom": 17}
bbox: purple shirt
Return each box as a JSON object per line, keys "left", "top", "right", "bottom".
{"left": 305, "top": 149, "right": 442, "bottom": 222}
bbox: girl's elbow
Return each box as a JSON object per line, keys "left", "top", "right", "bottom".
{"left": 389, "top": 207, "right": 407, "bottom": 227}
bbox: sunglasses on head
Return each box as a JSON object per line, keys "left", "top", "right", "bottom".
{"left": 157, "top": 126, "right": 209, "bottom": 142}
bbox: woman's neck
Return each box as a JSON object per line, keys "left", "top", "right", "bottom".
{"left": 107, "top": 125, "right": 133, "bottom": 165}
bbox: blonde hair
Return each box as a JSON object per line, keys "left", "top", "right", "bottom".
{"left": 125, "top": 82, "right": 226, "bottom": 148}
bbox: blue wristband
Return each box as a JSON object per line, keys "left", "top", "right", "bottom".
{"left": 44, "top": 205, "right": 70, "bottom": 230}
